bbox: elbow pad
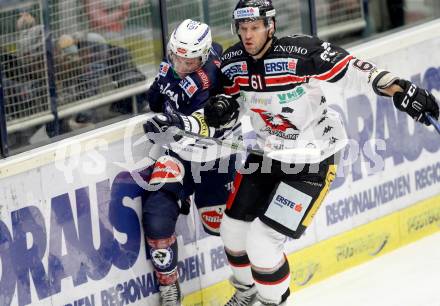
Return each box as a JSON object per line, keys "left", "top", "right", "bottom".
{"left": 370, "top": 69, "right": 399, "bottom": 96}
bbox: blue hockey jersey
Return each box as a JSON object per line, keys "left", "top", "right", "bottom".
{"left": 146, "top": 46, "right": 222, "bottom": 116}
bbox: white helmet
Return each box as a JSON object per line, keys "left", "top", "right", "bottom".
{"left": 167, "top": 19, "right": 212, "bottom": 75}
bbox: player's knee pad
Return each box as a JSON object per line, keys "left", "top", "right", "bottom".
{"left": 220, "top": 214, "right": 250, "bottom": 251}
{"left": 197, "top": 204, "right": 225, "bottom": 235}
{"left": 142, "top": 190, "right": 179, "bottom": 239}
{"left": 246, "top": 218, "right": 285, "bottom": 268}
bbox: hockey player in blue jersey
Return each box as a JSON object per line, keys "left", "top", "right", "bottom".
{"left": 142, "top": 19, "right": 237, "bottom": 305}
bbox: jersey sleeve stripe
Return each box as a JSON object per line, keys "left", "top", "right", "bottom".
{"left": 224, "top": 76, "right": 249, "bottom": 95}
{"left": 224, "top": 83, "right": 240, "bottom": 95}
{"left": 312, "top": 55, "right": 353, "bottom": 81}
{"left": 235, "top": 76, "right": 249, "bottom": 85}
{"left": 264, "top": 55, "right": 353, "bottom": 86}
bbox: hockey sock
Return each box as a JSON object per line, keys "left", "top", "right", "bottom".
{"left": 146, "top": 235, "right": 179, "bottom": 285}
{"left": 220, "top": 214, "right": 254, "bottom": 285}
{"left": 251, "top": 255, "right": 291, "bottom": 303}
{"left": 225, "top": 247, "right": 254, "bottom": 286}
{"left": 246, "top": 218, "right": 290, "bottom": 302}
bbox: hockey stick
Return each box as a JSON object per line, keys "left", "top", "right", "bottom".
{"left": 426, "top": 113, "right": 440, "bottom": 135}
{"left": 169, "top": 127, "right": 322, "bottom": 161}
{"left": 170, "top": 127, "right": 264, "bottom": 155}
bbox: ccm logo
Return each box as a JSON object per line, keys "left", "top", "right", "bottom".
{"left": 401, "top": 84, "right": 417, "bottom": 108}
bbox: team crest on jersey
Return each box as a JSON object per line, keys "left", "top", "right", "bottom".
{"left": 179, "top": 76, "right": 198, "bottom": 97}
{"left": 252, "top": 108, "right": 299, "bottom": 140}
{"left": 252, "top": 108, "right": 299, "bottom": 132}
{"left": 264, "top": 58, "right": 298, "bottom": 74}
{"left": 222, "top": 61, "right": 248, "bottom": 79}
{"left": 159, "top": 62, "right": 170, "bottom": 77}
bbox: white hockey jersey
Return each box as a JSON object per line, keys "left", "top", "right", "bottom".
{"left": 221, "top": 35, "right": 384, "bottom": 163}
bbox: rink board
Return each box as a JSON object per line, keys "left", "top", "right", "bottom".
{"left": 0, "top": 20, "right": 440, "bottom": 306}
{"left": 184, "top": 194, "right": 440, "bottom": 305}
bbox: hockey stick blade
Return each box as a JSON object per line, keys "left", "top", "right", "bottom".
{"left": 426, "top": 113, "right": 440, "bottom": 135}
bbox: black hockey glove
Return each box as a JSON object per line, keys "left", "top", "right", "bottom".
{"left": 392, "top": 79, "right": 439, "bottom": 125}
{"left": 204, "top": 94, "right": 239, "bottom": 129}
{"left": 143, "top": 112, "right": 184, "bottom": 134}
{"left": 143, "top": 112, "right": 184, "bottom": 144}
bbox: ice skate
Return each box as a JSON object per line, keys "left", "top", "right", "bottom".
{"left": 159, "top": 281, "right": 182, "bottom": 306}
{"left": 225, "top": 277, "right": 258, "bottom": 306}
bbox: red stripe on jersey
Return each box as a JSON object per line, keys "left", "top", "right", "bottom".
{"left": 224, "top": 83, "right": 239, "bottom": 95}
{"left": 224, "top": 76, "right": 249, "bottom": 95}
{"left": 226, "top": 172, "right": 243, "bottom": 210}
{"left": 312, "top": 55, "right": 353, "bottom": 81}
{"left": 265, "top": 75, "right": 307, "bottom": 86}
{"left": 235, "top": 76, "right": 249, "bottom": 86}
{"left": 262, "top": 55, "right": 353, "bottom": 87}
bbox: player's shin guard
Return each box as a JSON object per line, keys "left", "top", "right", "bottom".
{"left": 225, "top": 247, "right": 254, "bottom": 286}
{"left": 246, "top": 219, "right": 291, "bottom": 303}
{"left": 220, "top": 214, "right": 254, "bottom": 285}
{"left": 146, "top": 235, "right": 179, "bottom": 285}
{"left": 251, "top": 258, "right": 291, "bottom": 305}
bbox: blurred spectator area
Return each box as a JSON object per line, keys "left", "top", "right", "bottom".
{"left": 0, "top": 0, "right": 154, "bottom": 150}
{"left": 316, "top": 0, "right": 366, "bottom": 37}
{"left": 0, "top": 0, "right": 440, "bottom": 154}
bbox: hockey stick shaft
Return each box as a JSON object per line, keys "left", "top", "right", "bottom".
{"left": 426, "top": 113, "right": 440, "bottom": 135}
{"left": 170, "top": 127, "right": 322, "bottom": 161}
{"left": 170, "top": 127, "right": 266, "bottom": 156}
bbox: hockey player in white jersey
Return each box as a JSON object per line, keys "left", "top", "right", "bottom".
{"left": 199, "top": 0, "right": 440, "bottom": 305}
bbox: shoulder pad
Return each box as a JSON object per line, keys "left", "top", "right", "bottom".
{"left": 221, "top": 42, "right": 246, "bottom": 62}
{"left": 274, "top": 35, "right": 328, "bottom": 56}
{"left": 288, "top": 34, "right": 314, "bottom": 39}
